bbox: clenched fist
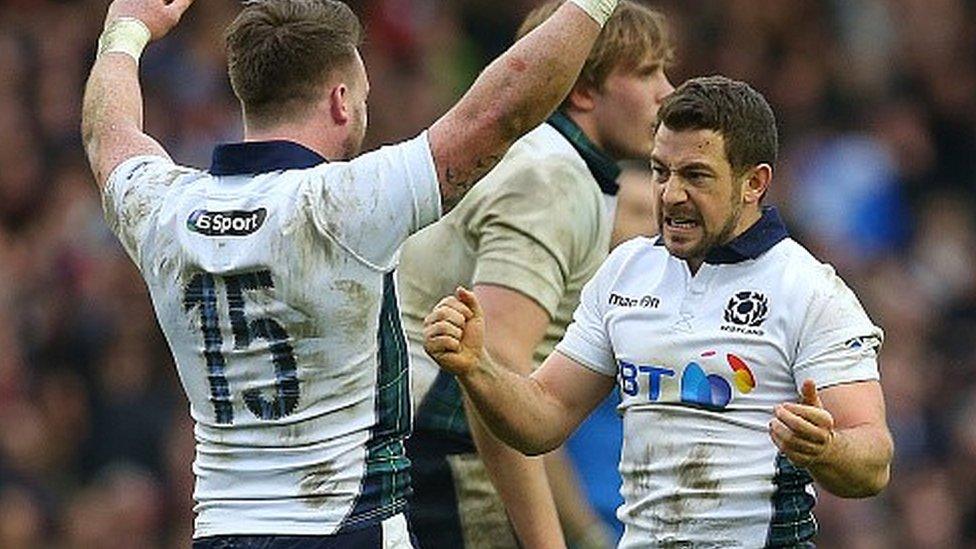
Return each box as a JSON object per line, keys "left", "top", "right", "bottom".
{"left": 423, "top": 287, "right": 486, "bottom": 377}
{"left": 106, "top": 0, "right": 195, "bottom": 41}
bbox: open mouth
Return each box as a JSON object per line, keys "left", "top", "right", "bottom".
{"left": 664, "top": 216, "right": 700, "bottom": 231}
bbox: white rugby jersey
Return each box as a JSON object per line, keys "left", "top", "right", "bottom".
{"left": 556, "top": 207, "right": 883, "bottom": 548}
{"left": 101, "top": 134, "right": 440, "bottom": 538}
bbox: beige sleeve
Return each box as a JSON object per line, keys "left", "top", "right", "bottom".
{"left": 471, "top": 159, "right": 599, "bottom": 317}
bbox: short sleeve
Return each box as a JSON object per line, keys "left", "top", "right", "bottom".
{"left": 102, "top": 155, "right": 196, "bottom": 268}
{"left": 555, "top": 255, "right": 618, "bottom": 378}
{"left": 471, "top": 161, "right": 599, "bottom": 317}
{"left": 303, "top": 132, "right": 440, "bottom": 270}
{"left": 793, "top": 273, "right": 883, "bottom": 390}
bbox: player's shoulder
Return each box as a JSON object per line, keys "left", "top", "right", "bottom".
{"left": 445, "top": 124, "right": 600, "bottom": 220}
{"left": 107, "top": 154, "right": 204, "bottom": 191}
{"left": 512, "top": 123, "right": 583, "bottom": 159}
{"left": 611, "top": 235, "right": 666, "bottom": 257}
{"left": 494, "top": 124, "right": 593, "bottom": 187}
{"left": 598, "top": 236, "right": 667, "bottom": 278}
{"left": 103, "top": 154, "right": 208, "bottom": 221}
{"left": 764, "top": 238, "right": 854, "bottom": 302}
{"left": 304, "top": 131, "right": 434, "bottom": 180}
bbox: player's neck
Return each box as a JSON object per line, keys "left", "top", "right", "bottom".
{"left": 244, "top": 120, "right": 348, "bottom": 161}
{"left": 686, "top": 207, "right": 763, "bottom": 275}
{"left": 564, "top": 110, "right": 613, "bottom": 158}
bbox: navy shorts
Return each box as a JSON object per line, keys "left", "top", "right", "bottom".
{"left": 406, "top": 430, "right": 519, "bottom": 549}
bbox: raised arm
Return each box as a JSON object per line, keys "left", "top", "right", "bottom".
{"left": 424, "top": 288, "right": 614, "bottom": 455}
{"left": 428, "top": 0, "right": 616, "bottom": 210}
{"left": 82, "top": 0, "right": 194, "bottom": 188}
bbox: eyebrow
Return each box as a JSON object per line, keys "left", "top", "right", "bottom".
{"left": 679, "top": 162, "right": 716, "bottom": 172}
{"left": 650, "top": 158, "right": 716, "bottom": 173}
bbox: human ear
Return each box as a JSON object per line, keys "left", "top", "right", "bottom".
{"left": 742, "top": 164, "right": 772, "bottom": 204}
{"left": 566, "top": 83, "right": 597, "bottom": 112}
{"left": 329, "top": 84, "right": 350, "bottom": 125}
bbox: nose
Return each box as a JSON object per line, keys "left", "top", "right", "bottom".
{"left": 660, "top": 176, "right": 687, "bottom": 206}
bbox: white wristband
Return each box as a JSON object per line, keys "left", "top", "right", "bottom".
{"left": 97, "top": 17, "right": 151, "bottom": 63}
{"left": 568, "top": 0, "right": 619, "bottom": 27}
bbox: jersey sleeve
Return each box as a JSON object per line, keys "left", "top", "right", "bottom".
{"left": 303, "top": 131, "right": 441, "bottom": 270}
{"left": 793, "top": 271, "right": 883, "bottom": 390}
{"left": 101, "top": 155, "right": 196, "bottom": 269}
{"left": 555, "top": 248, "right": 623, "bottom": 378}
{"left": 471, "top": 160, "right": 599, "bottom": 317}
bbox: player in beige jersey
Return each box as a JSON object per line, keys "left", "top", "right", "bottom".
{"left": 397, "top": 3, "right": 674, "bottom": 547}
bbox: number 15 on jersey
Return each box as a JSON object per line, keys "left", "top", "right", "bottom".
{"left": 182, "top": 270, "right": 301, "bottom": 424}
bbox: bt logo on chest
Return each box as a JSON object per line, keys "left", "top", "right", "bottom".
{"left": 618, "top": 351, "right": 756, "bottom": 411}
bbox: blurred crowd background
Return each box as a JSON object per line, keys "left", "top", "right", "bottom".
{"left": 0, "top": 0, "right": 974, "bottom": 547}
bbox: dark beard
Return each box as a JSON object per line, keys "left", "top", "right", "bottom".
{"left": 663, "top": 203, "right": 742, "bottom": 262}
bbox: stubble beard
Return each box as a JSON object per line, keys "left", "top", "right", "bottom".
{"left": 340, "top": 134, "right": 362, "bottom": 160}
{"left": 661, "top": 200, "right": 743, "bottom": 263}
{"left": 339, "top": 108, "right": 367, "bottom": 160}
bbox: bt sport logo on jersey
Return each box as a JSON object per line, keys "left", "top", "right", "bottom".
{"left": 618, "top": 351, "right": 757, "bottom": 411}
{"left": 187, "top": 208, "right": 267, "bottom": 237}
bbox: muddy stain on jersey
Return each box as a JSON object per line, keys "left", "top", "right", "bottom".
{"left": 632, "top": 442, "right": 724, "bottom": 546}
{"left": 298, "top": 462, "right": 341, "bottom": 510}
{"left": 332, "top": 279, "right": 375, "bottom": 338}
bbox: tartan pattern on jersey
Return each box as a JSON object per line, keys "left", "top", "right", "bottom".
{"left": 765, "top": 453, "right": 817, "bottom": 547}
{"left": 413, "top": 370, "right": 473, "bottom": 444}
{"left": 339, "top": 272, "right": 412, "bottom": 531}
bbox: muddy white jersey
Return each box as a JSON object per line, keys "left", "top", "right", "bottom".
{"left": 102, "top": 134, "right": 440, "bottom": 538}
{"left": 556, "top": 208, "right": 883, "bottom": 548}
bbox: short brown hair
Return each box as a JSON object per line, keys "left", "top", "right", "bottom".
{"left": 656, "top": 75, "right": 779, "bottom": 173}
{"left": 225, "top": 0, "right": 364, "bottom": 127}
{"left": 516, "top": 1, "right": 673, "bottom": 101}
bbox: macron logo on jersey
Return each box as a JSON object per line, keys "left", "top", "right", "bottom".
{"left": 609, "top": 292, "right": 661, "bottom": 309}
{"left": 187, "top": 208, "right": 267, "bottom": 237}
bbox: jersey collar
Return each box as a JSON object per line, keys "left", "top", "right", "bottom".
{"left": 210, "top": 141, "right": 327, "bottom": 176}
{"left": 655, "top": 206, "right": 790, "bottom": 264}
{"left": 547, "top": 111, "right": 621, "bottom": 196}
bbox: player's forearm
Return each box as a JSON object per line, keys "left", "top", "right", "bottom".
{"left": 458, "top": 354, "right": 570, "bottom": 456}
{"left": 808, "top": 424, "right": 893, "bottom": 497}
{"left": 464, "top": 2, "right": 600, "bottom": 135}
{"left": 432, "top": 3, "right": 604, "bottom": 207}
{"left": 82, "top": 53, "right": 147, "bottom": 185}
{"left": 466, "top": 401, "right": 566, "bottom": 549}
{"left": 543, "top": 451, "right": 614, "bottom": 549}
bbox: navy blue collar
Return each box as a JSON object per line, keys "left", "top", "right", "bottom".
{"left": 655, "top": 206, "right": 790, "bottom": 264}
{"left": 210, "top": 140, "right": 326, "bottom": 176}
{"left": 547, "top": 111, "right": 621, "bottom": 196}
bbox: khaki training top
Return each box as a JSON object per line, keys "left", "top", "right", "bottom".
{"left": 398, "top": 123, "right": 612, "bottom": 414}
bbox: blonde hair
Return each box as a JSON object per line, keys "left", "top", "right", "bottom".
{"left": 517, "top": 1, "right": 673, "bottom": 101}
